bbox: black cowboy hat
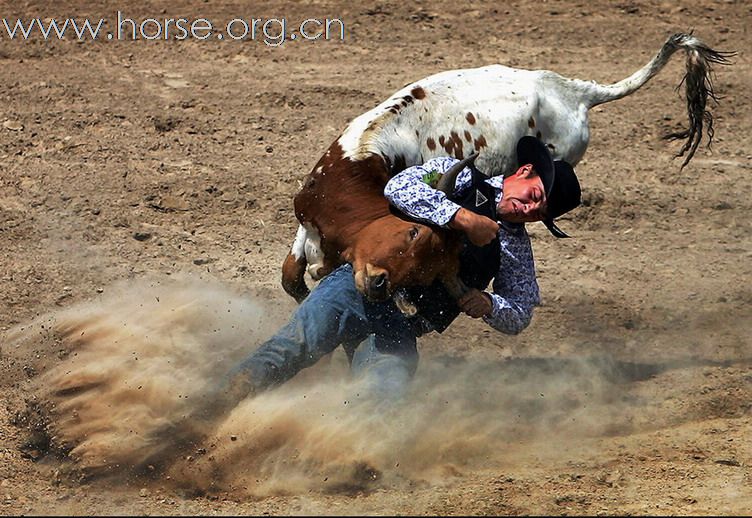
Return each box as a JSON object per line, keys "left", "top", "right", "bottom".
{"left": 516, "top": 136, "right": 582, "bottom": 238}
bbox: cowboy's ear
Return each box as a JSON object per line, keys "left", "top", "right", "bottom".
{"left": 341, "top": 246, "right": 353, "bottom": 263}
{"left": 509, "top": 163, "right": 533, "bottom": 179}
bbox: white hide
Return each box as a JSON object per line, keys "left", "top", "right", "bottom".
{"left": 292, "top": 33, "right": 728, "bottom": 280}
{"left": 292, "top": 223, "right": 327, "bottom": 280}
{"left": 338, "top": 65, "right": 591, "bottom": 176}
{"left": 337, "top": 33, "right": 716, "bottom": 177}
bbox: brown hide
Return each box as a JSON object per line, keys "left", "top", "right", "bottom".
{"left": 294, "top": 142, "right": 391, "bottom": 262}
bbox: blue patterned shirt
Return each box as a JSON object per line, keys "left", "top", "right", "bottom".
{"left": 383, "top": 157, "right": 540, "bottom": 334}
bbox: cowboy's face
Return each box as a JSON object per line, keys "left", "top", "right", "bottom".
{"left": 498, "top": 164, "right": 548, "bottom": 223}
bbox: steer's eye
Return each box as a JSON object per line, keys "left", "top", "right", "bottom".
{"left": 409, "top": 226, "right": 420, "bottom": 240}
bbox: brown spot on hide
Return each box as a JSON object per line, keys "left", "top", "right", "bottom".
{"left": 426, "top": 137, "right": 436, "bottom": 150}
{"left": 474, "top": 135, "right": 487, "bottom": 151}
{"left": 410, "top": 86, "right": 426, "bottom": 100}
{"left": 464, "top": 130, "right": 472, "bottom": 142}
{"left": 450, "top": 131, "right": 463, "bottom": 157}
{"left": 466, "top": 112, "right": 476, "bottom": 125}
{"left": 528, "top": 116, "right": 536, "bottom": 128}
{"left": 438, "top": 135, "right": 446, "bottom": 146}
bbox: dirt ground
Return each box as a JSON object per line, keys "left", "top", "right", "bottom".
{"left": 1, "top": 0, "right": 751, "bottom": 515}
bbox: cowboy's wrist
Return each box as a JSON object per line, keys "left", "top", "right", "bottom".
{"left": 448, "top": 207, "right": 470, "bottom": 231}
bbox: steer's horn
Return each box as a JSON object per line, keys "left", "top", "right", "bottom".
{"left": 436, "top": 152, "right": 480, "bottom": 194}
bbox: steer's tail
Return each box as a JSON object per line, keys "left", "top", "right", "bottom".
{"left": 579, "top": 32, "right": 735, "bottom": 168}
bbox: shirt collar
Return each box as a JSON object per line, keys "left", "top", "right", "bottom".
{"left": 485, "top": 175, "right": 504, "bottom": 207}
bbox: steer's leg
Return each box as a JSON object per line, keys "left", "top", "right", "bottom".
{"left": 281, "top": 224, "right": 311, "bottom": 302}
{"left": 281, "top": 252, "right": 309, "bottom": 302}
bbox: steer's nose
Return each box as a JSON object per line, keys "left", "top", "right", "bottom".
{"left": 367, "top": 272, "right": 389, "bottom": 301}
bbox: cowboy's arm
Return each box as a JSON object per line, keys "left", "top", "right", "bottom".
{"left": 383, "top": 157, "right": 472, "bottom": 227}
{"left": 384, "top": 159, "right": 499, "bottom": 245}
{"left": 480, "top": 228, "right": 540, "bottom": 334}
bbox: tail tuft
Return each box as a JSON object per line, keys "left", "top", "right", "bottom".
{"left": 662, "top": 32, "right": 736, "bottom": 168}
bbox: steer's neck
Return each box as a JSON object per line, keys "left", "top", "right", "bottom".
{"left": 316, "top": 188, "right": 391, "bottom": 248}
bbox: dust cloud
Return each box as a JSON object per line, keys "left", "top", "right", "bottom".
{"left": 5, "top": 276, "right": 285, "bottom": 473}
{"left": 5, "top": 276, "right": 693, "bottom": 496}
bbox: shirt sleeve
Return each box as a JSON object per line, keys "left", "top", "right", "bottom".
{"left": 383, "top": 157, "right": 473, "bottom": 228}
{"left": 482, "top": 226, "right": 540, "bottom": 334}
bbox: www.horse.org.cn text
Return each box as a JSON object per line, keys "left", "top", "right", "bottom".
{"left": 0, "top": 12, "right": 347, "bottom": 46}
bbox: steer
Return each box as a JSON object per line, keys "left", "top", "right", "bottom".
{"left": 281, "top": 32, "right": 733, "bottom": 303}
{"left": 282, "top": 147, "right": 476, "bottom": 306}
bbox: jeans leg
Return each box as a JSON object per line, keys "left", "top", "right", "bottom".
{"left": 350, "top": 300, "right": 420, "bottom": 401}
{"left": 233, "top": 264, "right": 369, "bottom": 392}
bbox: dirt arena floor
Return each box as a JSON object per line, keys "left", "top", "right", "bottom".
{"left": 1, "top": 0, "right": 751, "bottom": 515}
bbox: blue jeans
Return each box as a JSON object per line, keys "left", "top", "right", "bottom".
{"left": 233, "top": 264, "right": 428, "bottom": 400}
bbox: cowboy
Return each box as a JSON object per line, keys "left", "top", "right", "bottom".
{"left": 143, "top": 136, "right": 582, "bottom": 463}
{"left": 208, "top": 136, "right": 582, "bottom": 408}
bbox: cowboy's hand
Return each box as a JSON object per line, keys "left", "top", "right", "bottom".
{"left": 449, "top": 207, "right": 500, "bottom": 246}
{"left": 458, "top": 289, "right": 493, "bottom": 318}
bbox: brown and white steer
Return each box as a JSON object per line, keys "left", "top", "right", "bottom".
{"left": 281, "top": 32, "right": 732, "bottom": 303}
{"left": 281, "top": 148, "right": 474, "bottom": 305}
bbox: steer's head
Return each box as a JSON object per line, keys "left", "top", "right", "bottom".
{"left": 343, "top": 152, "right": 479, "bottom": 301}
{"left": 344, "top": 217, "right": 458, "bottom": 301}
